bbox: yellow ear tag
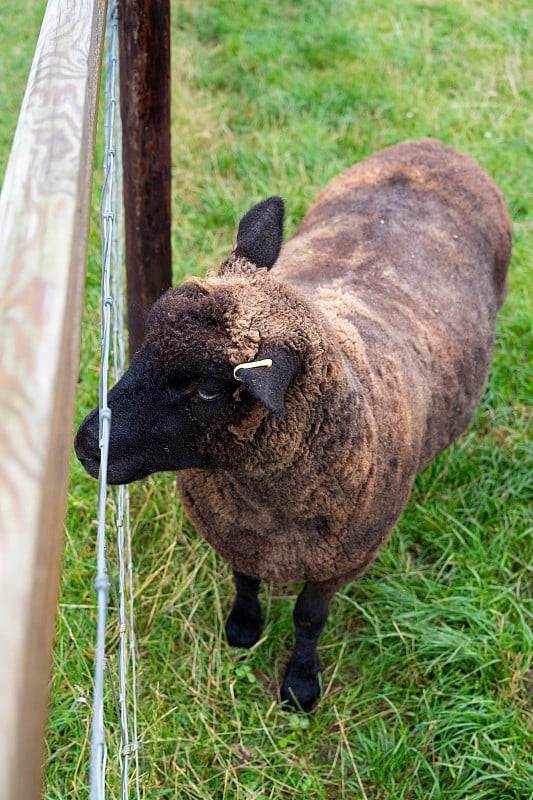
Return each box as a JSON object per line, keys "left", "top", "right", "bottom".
{"left": 233, "top": 358, "right": 273, "bottom": 382}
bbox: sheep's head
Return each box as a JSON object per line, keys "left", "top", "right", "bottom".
{"left": 75, "top": 196, "right": 324, "bottom": 485}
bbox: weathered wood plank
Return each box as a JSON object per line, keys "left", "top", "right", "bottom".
{"left": 0, "top": 1, "right": 106, "bottom": 797}
{"left": 119, "top": 0, "right": 172, "bottom": 358}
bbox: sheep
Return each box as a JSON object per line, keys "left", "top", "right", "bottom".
{"left": 75, "top": 138, "right": 512, "bottom": 711}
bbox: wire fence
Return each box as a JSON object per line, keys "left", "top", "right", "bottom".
{"left": 90, "top": 3, "right": 141, "bottom": 798}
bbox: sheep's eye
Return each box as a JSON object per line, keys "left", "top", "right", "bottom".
{"left": 196, "top": 388, "right": 220, "bottom": 401}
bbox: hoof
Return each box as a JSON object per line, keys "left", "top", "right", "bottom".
{"left": 280, "top": 658, "right": 322, "bottom": 712}
{"left": 225, "top": 606, "right": 262, "bottom": 649}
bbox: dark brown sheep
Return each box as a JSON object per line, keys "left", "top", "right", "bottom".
{"left": 75, "top": 138, "right": 512, "bottom": 710}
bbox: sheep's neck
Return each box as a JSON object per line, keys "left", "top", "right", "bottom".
{"left": 224, "top": 355, "right": 377, "bottom": 520}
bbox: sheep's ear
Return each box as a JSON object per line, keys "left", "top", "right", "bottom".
{"left": 234, "top": 350, "right": 297, "bottom": 416}
{"left": 233, "top": 196, "right": 284, "bottom": 270}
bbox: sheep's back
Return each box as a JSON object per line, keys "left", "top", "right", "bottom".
{"left": 274, "top": 138, "right": 512, "bottom": 469}
{"left": 275, "top": 138, "right": 510, "bottom": 304}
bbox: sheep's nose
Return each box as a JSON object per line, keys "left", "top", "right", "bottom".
{"left": 74, "top": 408, "right": 101, "bottom": 478}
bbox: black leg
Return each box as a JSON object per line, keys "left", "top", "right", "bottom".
{"left": 281, "top": 582, "right": 333, "bottom": 712}
{"left": 225, "top": 570, "right": 263, "bottom": 648}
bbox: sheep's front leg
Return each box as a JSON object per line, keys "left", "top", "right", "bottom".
{"left": 281, "top": 582, "right": 333, "bottom": 712}
{"left": 225, "top": 570, "right": 263, "bottom": 648}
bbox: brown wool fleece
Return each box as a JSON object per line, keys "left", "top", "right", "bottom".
{"left": 173, "top": 139, "right": 511, "bottom": 592}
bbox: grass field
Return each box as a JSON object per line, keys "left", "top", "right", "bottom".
{"left": 1, "top": 1, "right": 532, "bottom": 798}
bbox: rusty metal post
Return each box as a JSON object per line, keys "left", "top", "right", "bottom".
{"left": 118, "top": 0, "right": 172, "bottom": 359}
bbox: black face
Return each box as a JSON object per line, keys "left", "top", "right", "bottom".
{"left": 74, "top": 195, "right": 298, "bottom": 485}
{"left": 74, "top": 350, "right": 238, "bottom": 484}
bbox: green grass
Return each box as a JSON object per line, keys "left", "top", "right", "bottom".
{"left": 2, "top": 0, "right": 532, "bottom": 798}
{"left": 0, "top": 1, "right": 46, "bottom": 179}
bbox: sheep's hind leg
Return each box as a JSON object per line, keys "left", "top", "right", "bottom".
{"left": 225, "top": 570, "right": 263, "bottom": 648}
{"left": 281, "top": 582, "right": 333, "bottom": 712}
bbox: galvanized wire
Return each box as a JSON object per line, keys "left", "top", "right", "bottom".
{"left": 89, "top": 3, "right": 141, "bottom": 798}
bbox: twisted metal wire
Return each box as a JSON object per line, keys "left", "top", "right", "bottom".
{"left": 90, "top": 3, "right": 141, "bottom": 798}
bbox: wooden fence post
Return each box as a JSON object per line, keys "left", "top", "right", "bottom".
{"left": 0, "top": 1, "right": 106, "bottom": 797}
{"left": 118, "top": 0, "right": 172, "bottom": 358}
